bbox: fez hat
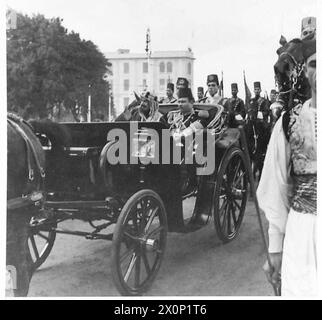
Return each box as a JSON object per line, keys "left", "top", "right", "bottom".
{"left": 301, "top": 17, "right": 316, "bottom": 39}
{"left": 176, "top": 77, "right": 189, "bottom": 88}
{"left": 177, "top": 87, "right": 194, "bottom": 101}
{"left": 207, "top": 74, "right": 219, "bottom": 85}
{"left": 270, "top": 89, "right": 277, "bottom": 94}
{"left": 197, "top": 87, "right": 204, "bottom": 94}
{"left": 254, "top": 81, "right": 261, "bottom": 89}
{"left": 231, "top": 83, "right": 238, "bottom": 90}
{"left": 167, "top": 82, "right": 174, "bottom": 91}
{"left": 302, "top": 39, "right": 316, "bottom": 60}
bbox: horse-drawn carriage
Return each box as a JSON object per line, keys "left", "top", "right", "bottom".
{"left": 25, "top": 102, "right": 250, "bottom": 296}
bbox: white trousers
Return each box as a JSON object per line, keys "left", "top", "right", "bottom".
{"left": 281, "top": 208, "right": 317, "bottom": 296}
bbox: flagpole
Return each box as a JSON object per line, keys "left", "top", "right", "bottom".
{"left": 221, "top": 70, "right": 224, "bottom": 98}
{"left": 145, "top": 28, "right": 151, "bottom": 93}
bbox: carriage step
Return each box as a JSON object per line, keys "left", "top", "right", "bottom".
{"left": 45, "top": 200, "right": 109, "bottom": 210}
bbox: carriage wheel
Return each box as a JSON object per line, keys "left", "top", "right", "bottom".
{"left": 111, "top": 189, "right": 167, "bottom": 296}
{"left": 213, "top": 147, "right": 248, "bottom": 243}
{"left": 28, "top": 224, "right": 56, "bottom": 271}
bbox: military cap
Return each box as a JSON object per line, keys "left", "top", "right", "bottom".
{"left": 301, "top": 17, "right": 316, "bottom": 39}
{"left": 197, "top": 87, "right": 204, "bottom": 94}
{"left": 254, "top": 81, "right": 261, "bottom": 89}
{"left": 270, "top": 89, "right": 277, "bottom": 94}
{"left": 167, "top": 82, "right": 174, "bottom": 91}
{"left": 177, "top": 87, "right": 194, "bottom": 101}
{"left": 176, "top": 77, "right": 189, "bottom": 88}
{"left": 231, "top": 83, "right": 238, "bottom": 90}
{"left": 302, "top": 38, "right": 316, "bottom": 60}
{"left": 207, "top": 74, "right": 219, "bottom": 85}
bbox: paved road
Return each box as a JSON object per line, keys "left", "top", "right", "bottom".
{"left": 28, "top": 199, "right": 273, "bottom": 297}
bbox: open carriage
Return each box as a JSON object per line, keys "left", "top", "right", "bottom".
{"left": 29, "top": 103, "right": 250, "bottom": 295}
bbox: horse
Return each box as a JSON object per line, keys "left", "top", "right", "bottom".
{"left": 7, "top": 114, "right": 70, "bottom": 296}
{"left": 274, "top": 35, "right": 312, "bottom": 112}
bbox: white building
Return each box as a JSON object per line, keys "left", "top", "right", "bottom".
{"left": 105, "top": 49, "right": 195, "bottom": 115}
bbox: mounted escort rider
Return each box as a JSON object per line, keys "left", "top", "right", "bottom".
{"left": 223, "top": 83, "right": 246, "bottom": 127}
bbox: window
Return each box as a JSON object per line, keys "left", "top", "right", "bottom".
{"left": 123, "top": 62, "right": 129, "bottom": 74}
{"left": 159, "top": 62, "right": 165, "bottom": 73}
{"left": 187, "top": 62, "right": 192, "bottom": 75}
{"left": 142, "top": 79, "right": 147, "bottom": 88}
{"left": 124, "top": 79, "right": 130, "bottom": 91}
{"left": 143, "top": 62, "right": 148, "bottom": 73}
{"left": 159, "top": 79, "right": 165, "bottom": 90}
{"left": 123, "top": 97, "right": 130, "bottom": 107}
{"left": 166, "top": 62, "right": 172, "bottom": 73}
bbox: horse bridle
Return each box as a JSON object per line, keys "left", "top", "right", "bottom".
{"left": 277, "top": 51, "right": 305, "bottom": 95}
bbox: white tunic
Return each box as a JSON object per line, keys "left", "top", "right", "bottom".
{"left": 257, "top": 100, "right": 317, "bottom": 296}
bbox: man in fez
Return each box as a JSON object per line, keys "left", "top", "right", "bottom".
{"left": 197, "top": 87, "right": 205, "bottom": 103}
{"left": 248, "top": 81, "right": 270, "bottom": 122}
{"left": 160, "top": 82, "right": 177, "bottom": 103}
{"left": 205, "top": 74, "right": 222, "bottom": 105}
{"left": 160, "top": 87, "right": 211, "bottom": 134}
{"left": 223, "top": 83, "right": 246, "bottom": 127}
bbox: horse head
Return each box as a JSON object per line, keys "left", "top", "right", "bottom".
{"left": 274, "top": 36, "right": 311, "bottom": 109}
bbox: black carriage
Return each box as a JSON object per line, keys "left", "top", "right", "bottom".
{"left": 29, "top": 103, "right": 250, "bottom": 296}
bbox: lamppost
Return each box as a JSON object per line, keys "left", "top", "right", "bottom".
{"left": 87, "top": 84, "right": 91, "bottom": 122}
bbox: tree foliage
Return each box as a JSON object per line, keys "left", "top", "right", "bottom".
{"left": 7, "top": 13, "right": 111, "bottom": 120}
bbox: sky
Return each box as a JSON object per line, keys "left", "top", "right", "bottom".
{"left": 5, "top": 0, "right": 317, "bottom": 99}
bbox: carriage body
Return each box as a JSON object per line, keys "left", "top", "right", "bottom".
{"left": 30, "top": 103, "right": 250, "bottom": 295}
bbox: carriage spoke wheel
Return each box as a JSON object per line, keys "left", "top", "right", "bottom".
{"left": 112, "top": 189, "right": 167, "bottom": 296}
{"left": 213, "top": 147, "right": 248, "bottom": 243}
{"left": 28, "top": 223, "right": 56, "bottom": 272}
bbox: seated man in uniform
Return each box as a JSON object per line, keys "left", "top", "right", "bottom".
{"left": 160, "top": 87, "right": 214, "bottom": 136}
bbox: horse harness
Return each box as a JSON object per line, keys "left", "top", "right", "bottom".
{"left": 7, "top": 114, "right": 45, "bottom": 210}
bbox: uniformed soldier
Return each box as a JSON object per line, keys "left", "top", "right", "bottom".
{"left": 197, "top": 87, "right": 206, "bottom": 102}
{"left": 176, "top": 77, "right": 189, "bottom": 90}
{"left": 223, "top": 83, "right": 246, "bottom": 127}
{"left": 205, "top": 74, "right": 222, "bottom": 104}
{"left": 248, "top": 81, "right": 270, "bottom": 122}
{"left": 159, "top": 82, "right": 177, "bottom": 103}
{"left": 160, "top": 87, "right": 212, "bottom": 134}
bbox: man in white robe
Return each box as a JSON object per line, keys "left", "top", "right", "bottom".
{"left": 257, "top": 39, "right": 316, "bottom": 296}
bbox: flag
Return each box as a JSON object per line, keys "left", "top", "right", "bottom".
{"left": 145, "top": 28, "right": 151, "bottom": 56}
{"left": 6, "top": 8, "right": 17, "bottom": 30}
{"left": 243, "top": 70, "right": 252, "bottom": 112}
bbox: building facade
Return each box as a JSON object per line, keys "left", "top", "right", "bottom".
{"left": 105, "top": 49, "right": 195, "bottom": 116}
